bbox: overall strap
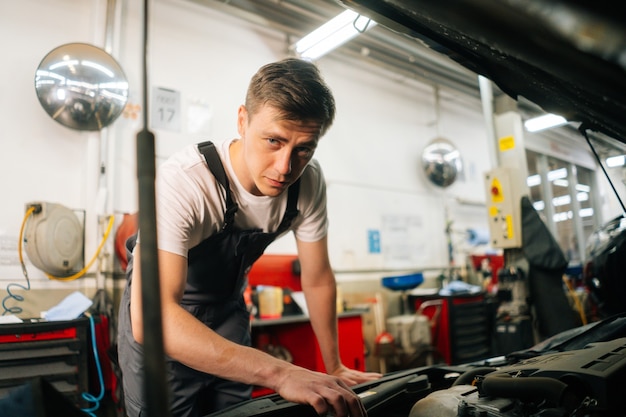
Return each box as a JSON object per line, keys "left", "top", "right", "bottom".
{"left": 197, "top": 140, "right": 301, "bottom": 234}
{"left": 197, "top": 141, "right": 238, "bottom": 230}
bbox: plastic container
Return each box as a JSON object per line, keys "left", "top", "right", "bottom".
{"left": 257, "top": 285, "right": 284, "bottom": 319}
{"left": 381, "top": 273, "right": 424, "bottom": 291}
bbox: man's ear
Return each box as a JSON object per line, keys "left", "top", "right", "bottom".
{"left": 237, "top": 105, "right": 247, "bottom": 137}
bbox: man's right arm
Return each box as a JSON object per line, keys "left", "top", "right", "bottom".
{"left": 128, "top": 246, "right": 367, "bottom": 417}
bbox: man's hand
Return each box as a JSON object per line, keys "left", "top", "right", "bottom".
{"left": 274, "top": 367, "right": 368, "bottom": 417}
{"left": 330, "top": 364, "right": 383, "bottom": 388}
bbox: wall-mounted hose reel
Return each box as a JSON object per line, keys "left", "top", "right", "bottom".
{"left": 23, "top": 202, "right": 84, "bottom": 277}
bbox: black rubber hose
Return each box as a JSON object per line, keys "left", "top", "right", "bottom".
{"left": 481, "top": 372, "right": 569, "bottom": 406}
{"left": 452, "top": 367, "right": 497, "bottom": 386}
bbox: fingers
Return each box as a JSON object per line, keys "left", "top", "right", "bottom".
{"left": 334, "top": 368, "right": 383, "bottom": 387}
{"left": 312, "top": 379, "right": 365, "bottom": 417}
{"left": 276, "top": 369, "right": 368, "bottom": 417}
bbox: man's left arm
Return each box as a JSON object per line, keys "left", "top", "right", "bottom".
{"left": 296, "top": 236, "right": 382, "bottom": 386}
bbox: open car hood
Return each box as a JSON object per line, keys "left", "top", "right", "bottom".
{"left": 339, "top": 0, "right": 626, "bottom": 143}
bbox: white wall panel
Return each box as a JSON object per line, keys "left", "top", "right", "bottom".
{"left": 1, "top": 0, "right": 495, "bottom": 300}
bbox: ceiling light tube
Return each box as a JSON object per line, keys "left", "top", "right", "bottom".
{"left": 527, "top": 174, "right": 541, "bottom": 187}
{"left": 524, "top": 113, "right": 567, "bottom": 132}
{"left": 295, "top": 9, "right": 376, "bottom": 60}
{"left": 606, "top": 155, "right": 625, "bottom": 167}
{"left": 547, "top": 167, "right": 567, "bottom": 181}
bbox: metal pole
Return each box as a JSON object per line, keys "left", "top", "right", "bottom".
{"left": 478, "top": 75, "right": 499, "bottom": 168}
{"left": 137, "top": 0, "right": 170, "bottom": 415}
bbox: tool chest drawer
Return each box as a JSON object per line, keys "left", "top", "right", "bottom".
{"left": 0, "top": 318, "right": 89, "bottom": 408}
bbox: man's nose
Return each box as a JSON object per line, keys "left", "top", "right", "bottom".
{"left": 275, "top": 148, "right": 292, "bottom": 175}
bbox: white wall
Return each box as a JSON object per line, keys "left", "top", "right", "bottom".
{"left": 0, "top": 0, "right": 113, "bottom": 310}
{"left": 0, "top": 0, "right": 531, "bottom": 315}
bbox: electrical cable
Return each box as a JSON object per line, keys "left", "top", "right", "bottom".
{"left": 2, "top": 206, "right": 36, "bottom": 315}
{"left": 81, "top": 312, "right": 105, "bottom": 417}
{"left": 579, "top": 124, "right": 626, "bottom": 215}
{"left": 45, "top": 215, "right": 115, "bottom": 282}
{"left": 352, "top": 14, "right": 374, "bottom": 33}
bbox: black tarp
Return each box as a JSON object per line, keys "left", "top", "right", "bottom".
{"left": 521, "top": 196, "right": 579, "bottom": 339}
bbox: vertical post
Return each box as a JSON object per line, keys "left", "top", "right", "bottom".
{"left": 137, "top": 0, "right": 170, "bottom": 415}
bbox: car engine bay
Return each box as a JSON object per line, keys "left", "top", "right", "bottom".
{"left": 210, "top": 313, "right": 626, "bottom": 417}
{"left": 410, "top": 337, "right": 626, "bottom": 416}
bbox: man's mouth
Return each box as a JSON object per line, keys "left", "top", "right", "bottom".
{"left": 266, "top": 177, "right": 288, "bottom": 188}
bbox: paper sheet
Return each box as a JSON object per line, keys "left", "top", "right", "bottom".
{"left": 43, "top": 291, "right": 92, "bottom": 321}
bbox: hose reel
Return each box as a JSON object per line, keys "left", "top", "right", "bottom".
{"left": 23, "top": 202, "right": 84, "bottom": 277}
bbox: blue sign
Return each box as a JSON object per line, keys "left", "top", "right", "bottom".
{"left": 368, "top": 229, "right": 381, "bottom": 253}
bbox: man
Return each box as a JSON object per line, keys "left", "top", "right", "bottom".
{"left": 118, "top": 58, "right": 382, "bottom": 417}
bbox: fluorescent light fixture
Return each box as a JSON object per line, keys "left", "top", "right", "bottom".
{"left": 294, "top": 10, "right": 376, "bottom": 60}
{"left": 524, "top": 113, "right": 567, "bottom": 132}
{"left": 553, "top": 195, "right": 571, "bottom": 207}
{"left": 554, "top": 211, "right": 572, "bottom": 222}
{"left": 444, "top": 150, "right": 460, "bottom": 161}
{"left": 580, "top": 207, "right": 594, "bottom": 217}
{"left": 576, "top": 183, "right": 590, "bottom": 192}
{"left": 606, "top": 155, "right": 625, "bottom": 167}
{"left": 49, "top": 59, "right": 79, "bottom": 70}
{"left": 81, "top": 60, "right": 114, "bottom": 77}
{"left": 551, "top": 192, "right": 588, "bottom": 208}
{"left": 527, "top": 174, "right": 541, "bottom": 187}
{"left": 547, "top": 167, "right": 567, "bottom": 181}
{"left": 533, "top": 200, "right": 545, "bottom": 211}
{"left": 554, "top": 207, "right": 594, "bottom": 222}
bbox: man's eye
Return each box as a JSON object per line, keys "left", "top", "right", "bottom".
{"left": 297, "top": 147, "right": 313, "bottom": 158}
{"left": 267, "top": 138, "right": 280, "bottom": 146}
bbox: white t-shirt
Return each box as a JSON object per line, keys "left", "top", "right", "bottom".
{"left": 154, "top": 139, "right": 329, "bottom": 257}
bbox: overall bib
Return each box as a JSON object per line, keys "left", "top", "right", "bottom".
{"left": 118, "top": 141, "right": 300, "bottom": 417}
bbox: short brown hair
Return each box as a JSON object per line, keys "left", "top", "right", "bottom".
{"left": 245, "top": 58, "right": 336, "bottom": 137}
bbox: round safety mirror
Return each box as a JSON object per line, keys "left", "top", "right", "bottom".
{"left": 34, "top": 43, "right": 129, "bottom": 131}
{"left": 421, "top": 138, "right": 462, "bottom": 187}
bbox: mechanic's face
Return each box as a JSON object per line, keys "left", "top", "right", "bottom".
{"left": 235, "top": 104, "right": 321, "bottom": 197}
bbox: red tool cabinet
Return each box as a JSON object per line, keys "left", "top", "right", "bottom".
{"left": 409, "top": 292, "right": 493, "bottom": 365}
{"left": 251, "top": 312, "right": 365, "bottom": 397}
{"left": 0, "top": 318, "right": 90, "bottom": 408}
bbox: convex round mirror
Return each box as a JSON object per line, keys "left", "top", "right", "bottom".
{"left": 35, "top": 43, "right": 129, "bottom": 131}
{"left": 422, "top": 137, "right": 462, "bottom": 187}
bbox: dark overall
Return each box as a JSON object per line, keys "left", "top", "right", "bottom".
{"left": 118, "top": 141, "right": 300, "bottom": 417}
